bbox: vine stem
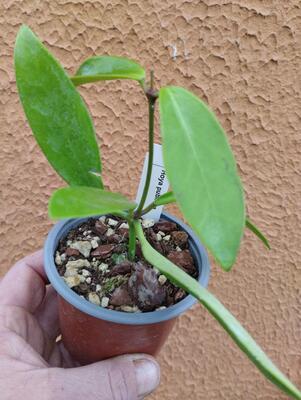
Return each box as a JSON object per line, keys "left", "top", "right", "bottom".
{"left": 134, "top": 220, "right": 301, "bottom": 400}
{"left": 128, "top": 219, "right": 136, "bottom": 260}
{"left": 135, "top": 71, "right": 157, "bottom": 217}
{"left": 139, "top": 201, "right": 156, "bottom": 217}
{"left": 129, "top": 71, "right": 158, "bottom": 258}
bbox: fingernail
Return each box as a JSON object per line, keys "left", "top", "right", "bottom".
{"left": 134, "top": 358, "right": 160, "bottom": 397}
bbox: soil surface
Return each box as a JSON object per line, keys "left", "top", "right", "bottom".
{"left": 55, "top": 216, "right": 198, "bottom": 313}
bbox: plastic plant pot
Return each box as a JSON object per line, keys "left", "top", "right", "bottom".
{"left": 44, "top": 212, "right": 210, "bottom": 365}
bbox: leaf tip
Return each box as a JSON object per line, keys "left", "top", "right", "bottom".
{"left": 219, "top": 259, "right": 234, "bottom": 272}
{"left": 15, "top": 24, "right": 34, "bottom": 45}
{"left": 14, "top": 25, "right": 37, "bottom": 68}
{"left": 17, "top": 24, "right": 29, "bottom": 36}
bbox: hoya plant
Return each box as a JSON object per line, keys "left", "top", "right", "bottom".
{"left": 14, "top": 26, "right": 300, "bottom": 399}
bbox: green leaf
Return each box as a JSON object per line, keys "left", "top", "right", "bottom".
{"left": 154, "top": 191, "right": 176, "bottom": 206}
{"left": 159, "top": 86, "right": 245, "bottom": 270}
{"left": 246, "top": 218, "right": 271, "bottom": 249}
{"left": 14, "top": 25, "right": 103, "bottom": 188}
{"left": 71, "top": 56, "right": 145, "bottom": 86}
{"left": 134, "top": 220, "right": 301, "bottom": 400}
{"left": 49, "top": 187, "right": 136, "bottom": 219}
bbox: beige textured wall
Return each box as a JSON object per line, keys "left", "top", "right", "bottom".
{"left": 1, "top": 1, "right": 300, "bottom": 398}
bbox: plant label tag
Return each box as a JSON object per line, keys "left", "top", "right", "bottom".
{"left": 135, "top": 143, "right": 169, "bottom": 221}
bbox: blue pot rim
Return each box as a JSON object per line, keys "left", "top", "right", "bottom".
{"left": 44, "top": 212, "right": 210, "bottom": 325}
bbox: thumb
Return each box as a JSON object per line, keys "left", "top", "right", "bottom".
{"left": 48, "top": 354, "right": 160, "bottom": 400}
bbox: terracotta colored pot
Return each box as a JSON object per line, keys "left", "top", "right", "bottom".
{"left": 44, "top": 212, "right": 210, "bottom": 365}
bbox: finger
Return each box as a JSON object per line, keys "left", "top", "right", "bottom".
{"left": 35, "top": 286, "right": 60, "bottom": 341}
{"left": 0, "top": 250, "right": 47, "bottom": 313}
{"left": 47, "top": 354, "right": 160, "bottom": 400}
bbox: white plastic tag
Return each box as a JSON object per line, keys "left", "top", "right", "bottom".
{"left": 135, "top": 143, "right": 169, "bottom": 221}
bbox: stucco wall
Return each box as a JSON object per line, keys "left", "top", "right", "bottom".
{"left": 0, "top": 1, "right": 300, "bottom": 399}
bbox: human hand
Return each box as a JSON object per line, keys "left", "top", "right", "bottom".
{"left": 0, "top": 250, "right": 160, "bottom": 399}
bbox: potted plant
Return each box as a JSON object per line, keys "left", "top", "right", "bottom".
{"left": 14, "top": 25, "right": 300, "bottom": 399}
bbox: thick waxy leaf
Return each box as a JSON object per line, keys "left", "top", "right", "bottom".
{"left": 49, "top": 187, "right": 136, "bottom": 219}
{"left": 246, "top": 218, "right": 271, "bottom": 249}
{"left": 134, "top": 221, "right": 301, "bottom": 400}
{"left": 15, "top": 26, "right": 103, "bottom": 188}
{"left": 159, "top": 86, "right": 245, "bottom": 270}
{"left": 71, "top": 56, "right": 145, "bottom": 86}
{"left": 154, "top": 191, "right": 176, "bottom": 206}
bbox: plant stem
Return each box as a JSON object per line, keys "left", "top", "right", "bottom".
{"left": 134, "top": 220, "right": 301, "bottom": 400}
{"left": 135, "top": 73, "right": 157, "bottom": 217}
{"left": 139, "top": 201, "right": 157, "bottom": 217}
{"left": 130, "top": 71, "right": 158, "bottom": 257}
{"left": 140, "top": 191, "right": 177, "bottom": 217}
{"left": 128, "top": 219, "right": 136, "bottom": 260}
